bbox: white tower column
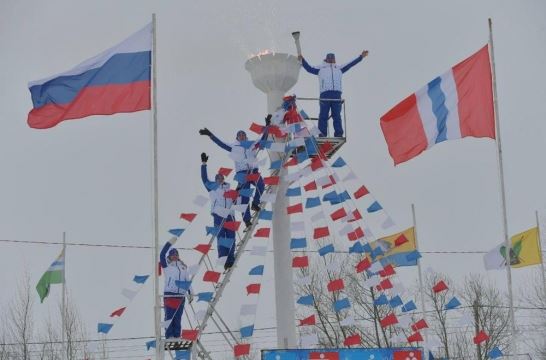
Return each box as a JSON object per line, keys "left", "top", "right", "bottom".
{"left": 245, "top": 53, "right": 300, "bottom": 348}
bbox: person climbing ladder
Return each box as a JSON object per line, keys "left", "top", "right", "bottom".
{"left": 199, "top": 115, "right": 270, "bottom": 229}
{"left": 201, "top": 152, "right": 237, "bottom": 270}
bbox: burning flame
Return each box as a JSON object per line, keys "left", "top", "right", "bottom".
{"left": 248, "top": 49, "right": 275, "bottom": 59}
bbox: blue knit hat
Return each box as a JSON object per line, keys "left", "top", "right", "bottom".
{"left": 325, "top": 53, "right": 336, "bottom": 61}
{"left": 236, "top": 130, "right": 247, "bottom": 139}
{"left": 168, "top": 248, "right": 179, "bottom": 257}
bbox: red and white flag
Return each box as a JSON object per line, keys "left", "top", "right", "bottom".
{"left": 380, "top": 45, "right": 494, "bottom": 165}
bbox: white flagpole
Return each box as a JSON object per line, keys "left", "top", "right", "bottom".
{"left": 151, "top": 13, "right": 163, "bottom": 360}
{"left": 412, "top": 204, "right": 428, "bottom": 343}
{"left": 61, "top": 232, "right": 67, "bottom": 360}
{"left": 535, "top": 211, "right": 546, "bottom": 297}
{"left": 488, "top": 18, "right": 517, "bottom": 347}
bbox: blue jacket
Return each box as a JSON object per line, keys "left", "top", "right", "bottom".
{"left": 302, "top": 55, "right": 363, "bottom": 95}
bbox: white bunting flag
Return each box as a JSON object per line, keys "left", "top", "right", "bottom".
{"left": 121, "top": 288, "right": 138, "bottom": 300}
{"left": 240, "top": 304, "right": 258, "bottom": 316}
{"left": 193, "top": 195, "right": 209, "bottom": 207}
{"left": 300, "top": 333, "right": 319, "bottom": 347}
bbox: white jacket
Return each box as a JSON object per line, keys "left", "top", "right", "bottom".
{"left": 163, "top": 260, "right": 191, "bottom": 295}
{"left": 230, "top": 143, "right": 259, "bottom": 172}
{"left": 209, "top": 182, "right": 234, "bottom": 213}
{"left": 318, "top": 62, "right": 344, "bottom": 93}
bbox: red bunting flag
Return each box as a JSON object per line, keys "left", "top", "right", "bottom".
{"left": 203, "top": 271, "right": 221, "bottom": 283}
{"left": 354, "top": 185, "right": 370, "bottom": 199}
{"left": 194, "top": 244, "right": 212, "bottom": 255}
{"left": 411, "top": 319, "right": 429, "bottom": 331}
{"left": 394, "top": 234, "right": 409, "bottom": 246}
{"left": 407, "top": 332, "right": 424, "bottom": 343}
{"left": 318, "top": 141, "right": 333, "bottom": 159}
{"left": 233, "top": 343, "right": 251, "bottom": 357}
{"left": 246, "top": 283, "right": 261, "bottom": 295}
{"left": 313, "top": 226, "right": 330, "bottom": 239}
{"left": 327, "top": 279, "right": 344, "bottom": 292}
{"left": 310, "top": 157, "right": 323, "bottom": 171}
{"left": 181, "top": 329, "right": 199, "bottom": 341}
{"left": 304, "top": 181, "right": 317, "bottom": 191}
{"left": 343, "top": 334, "right": 361, "bottom": 346}
{"left": 284, "top": 157, "right": 298, "bottom": 167}
{"left": 110, "top": 307, "right": 126, "bottom": 317}
{"left": 218, "top": 167, "right": 232, "bottom": 177}
{"left": 330, "top": 208, "right": 347, "bottom": 221}
{"left": 379, "top": 264, "right": 395, "bottom": 277}
{"left": 223, "top": 189, "right": 238, "bottom": 200}
{"left": 473, "top": 330, "right": 489, "bottom": 344}
{"left": 254, "top": 227, "right": 270, "bottom": 238}
{"left": 263, "top": 176, "right": 280, "bottom": 185}
{"left": 348, "top": 209, "right": 362, "bottom": 222}
{"left": 299, "top": 314, "right": 316, "bottom": 326}
{"left": 292, "top": 256, "right": 309, "bottom": 268}
{"left": 347, "top": 227, "right": 364, "bottom": 241}
{"left": 432, "top": 280, "right": 448, "bottom": 293}
{"left": 249, "top": 122, "right": 264, "bottom": 134}
{"left": 380, "top": 313, "right": 398, "bottom": 328}
{"left": 246, "top": 173, "right": 261, "bottom": 182}
{"left": 268, "top": 125, "right": 285, "bottom": 137}
{"left": 180, "top": 213, "right": 197, "bottom": 222}
{"left": 287, "top": 203, "right": 303, "bottom": 214}
{"left": 356, "top": 258, "right": 371, "bottom": 273}
{"left": 223, "top": 221, "right": 241, "bottom": 232}
{"left": 379, "top": 278, "right": 393, "bottom": 290}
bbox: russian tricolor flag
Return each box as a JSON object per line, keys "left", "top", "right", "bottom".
{"left": 27, "top": 23, "right": 152, "bottom": 129}
{"left": 380, "top": 45, "right": 495, "bottom": 165}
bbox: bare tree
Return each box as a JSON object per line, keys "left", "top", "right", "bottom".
{"left": 459, "top": 274, "right": 511, "bottom": 360}
{"left": 422, "top": 271, "right": 454, "bottom": 359}
{"left": 5, "top": 273, "right": 35, "bottom": 360}
{"left": 521, "top": 271, "right": 546, "bottom": 358}
{"left": 295, "top": 252, "right": 410, "bottom": 349}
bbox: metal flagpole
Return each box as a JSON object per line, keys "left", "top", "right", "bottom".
{"left": 535, "top": 211, "right": 546, "bottom": 297}
{"left": 412, "top": 204, "right": 428, "bottom": 342}
{"left": 151, "top": 13, "right": 163, "bottom": 360}
{"left": 61, "top": 232, "right": 67, "bottom": 360}
{"left": 488, "top": 18, "right": 517, "bottom": 348}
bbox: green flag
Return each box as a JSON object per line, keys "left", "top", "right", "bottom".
{"left": 36, "top": 249, "right": 65, "bottom": 303}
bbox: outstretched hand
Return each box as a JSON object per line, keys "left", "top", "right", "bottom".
{"left": 201, "top": 152, "right": 209, "bottom": 163}
{"left": 362, "top": 50, "right": 369, "bottom": 58}
{"left": 199, "top": 128, "right": 212, "bottom": 137}
{"left": 298, "top": 55, "right": 303, "bottom": 61}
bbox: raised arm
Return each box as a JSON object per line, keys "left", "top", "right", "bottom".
{"left": 340, "top": 50, "right": 368, "bottom": 73}
{"left": 160, "top": 240, "right": 174, "bottom": 268}
{"left": 301, "top": 57, "right": 320, "bottom": 75}
{"left": 199, "top": 128, "right": 232, "bottom": 152}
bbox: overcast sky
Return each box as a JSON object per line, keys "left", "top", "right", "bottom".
{"left": 1, "top": 0, "right": 545, "bottom": 359}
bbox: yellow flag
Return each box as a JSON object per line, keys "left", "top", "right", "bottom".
{"left": 510, "top": 227, "right": 542, "bottom": 268}
{"left": 368, "top": 227, "right": 417, "bottom": 267}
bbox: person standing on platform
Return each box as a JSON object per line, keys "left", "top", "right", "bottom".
{"left": 299, "top": 50, "right": 369, "bottom": 137}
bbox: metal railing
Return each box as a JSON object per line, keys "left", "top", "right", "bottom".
{"left": 295, "top": 96, "right": 347, "bottom": 140}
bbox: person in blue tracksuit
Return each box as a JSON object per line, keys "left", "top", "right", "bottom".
{"left": 300, "top": 50, "right": 369, "bottom": 137}
{"left": 160, "top": 238, "right": 191, "bottom": 339}
{"left": 199, "top": 117, "right": 270, "bottom": 228}
{"left": 200, "top": 152, "right": 237, "bottom": 269}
